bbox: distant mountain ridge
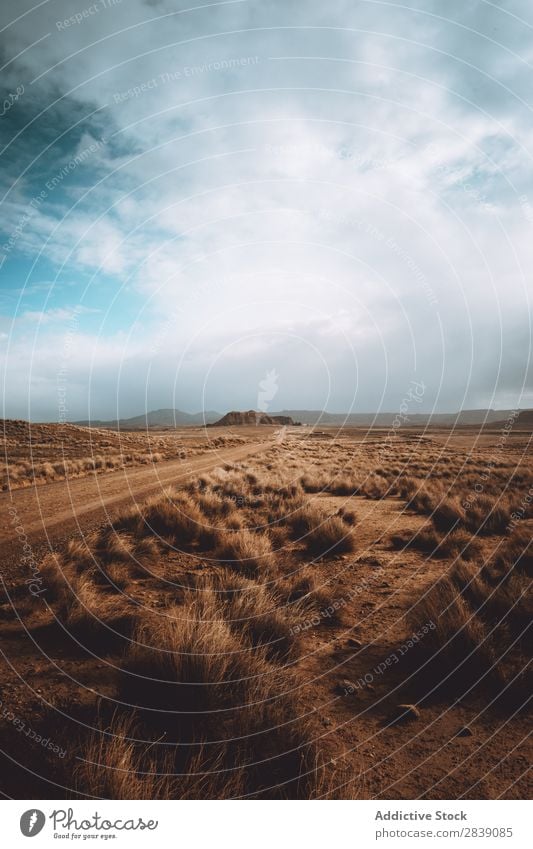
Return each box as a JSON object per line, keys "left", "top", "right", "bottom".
{"left": 74, "top": 407, "right": 532, "bottom": 429}
{"left": 514, "top": 409, "right": 533, "bottom": 427}
{"left": 270, "top": 408, "right": 526, "bottom": 427}
{"left": 75, "top": 408, "right": 221, "bottom": 428}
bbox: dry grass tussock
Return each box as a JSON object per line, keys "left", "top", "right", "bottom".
{"left": 405, "top": 481, "right": 532, "bottom": 535}
{"left": 359, "top": 473, "right": 391, "bottom": 500}
{"left": 280, "top": 498, "right": 356, "bottom": 558}
{"left": 215, "top": 529, "right": 275, "bottom": 577}
{"left": 300, "top": 472, "right": 361, "bottom": 497}
{"left": 40, "top": 529, "right": 159, "bottom": 636}
{"left": 115, "top": 476, "right": 298, "bottom": 576}
{"left": 117, "top": 491, "right": 216, "bottom": 549}
{"left": 78, "top": 578, "right": 349, "bottom": 799}
{"left": 191, "top": 461, "right": 362, "bottom": 560}
{"left": 408, "top": 526, "right": 531, "bottom": 706}
{"left": 279, "top": 567, "right": 345, "bottom": 625}
{"left": 300, "top": 466, "right": 396, "bottom": 500}
{"left": 390, "top": 525, "right": 483, "bottom": 561}
{"left": 114, "top": 469, "right": 358, "bottom": 566}
{"left": 1, "top": 452, "right": 164, "bottom": 490}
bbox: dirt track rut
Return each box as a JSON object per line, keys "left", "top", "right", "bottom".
{"left": 0, "top": 440, "right": 269, "bottom": 581}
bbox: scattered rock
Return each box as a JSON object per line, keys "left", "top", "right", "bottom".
{"left": 347, "top": 637, "right": 362, "bottom": 648}
{"left": 388, "top": 703, "right": 420, "bottom": 724}
{"left": 335, "top": 679, "right": 358, "bottom": 696}
{"left": 456, "top": 726, "right": 473, "bottom": 738}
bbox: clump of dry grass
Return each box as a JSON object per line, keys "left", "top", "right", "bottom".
{"left": 283, "top": 499, "right": 325, "bottom": 537}
{"left": 117, "top": 491, "right": 215, "bottom": 550}
{"left": 77, "top": 712, "right": 247, "bottom": 800}
{"left": 300, "top": 472, "right": 359, "bottom": 497}
{"left": 299, "top": 474, "right": 321, "bottom": 493}
{"left": 193, "top": 571, "right": 300, "bottom": 662}
{"left": 337, "top": 506, "right": 358, "bottom": 526}
{"left": 78, "top": 583, "right": 343, "bottom": 799}
{"left": 398, "top": 476, "right": 422, "bottom": 501}
{"left": 390, "top": 526, "right": 483, "bottom": 561}
{"left": 282, "top": 500, "right": 356, "bottom": 558}
{"left": 75, "top": 713, "right": 186, "bottom": 799}
{"left": 406, "top": 482, "right": 444, "bottom": 515}
{"left": 407, "top": 574, "right": 496, "bottom": 697}
{"left": 303, "top": 514, "right": 356, "bottom": 558}
{"left": 405, "top": 481, "right": 529, "bottom": 538}
{"left": 488, "top": 526, "right": 532, "bottom": 578}
{"left": 1, "top": 452, "right": 164, "bottom": 491}
{"left": 463, "top": 495, "right": 514, "bottom": 535}
{"left": 40, "top": 550, "right": 131, "bottom": 637}
{"left": 39, "top": 528, "right": 160, "bottom": 637}
{"left": 478, "top": 527, "right": 532, "bottom": 646}
{"left": 215, "top": 529, "right": 275, "bottom": 577}
{"left": 280, "top": 568, "right": 345, "bottom": 625}
{"left": 431, "top": 497, "right": 466, "bottom": 532}
{"left": 408, "top": 540, "right": 531, "bottom": 706}
{"left": 359, "top": 473, "right": 391, "bottom": 500}
{"left": 140, "top": 492, "right": 211, "bottom": 547}
{"left": 331, "top": 476, "right": 359, "bottom": 496}
{"left": 194, "top": 491, "right": 236, "bottom": 519}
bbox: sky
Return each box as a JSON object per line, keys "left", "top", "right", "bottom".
{"left": 0, "top": 0, "right": 531, "bottom": 421}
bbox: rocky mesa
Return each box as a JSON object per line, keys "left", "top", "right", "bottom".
{"left": 209, "top": 410, "right": 297, "bottom": 426}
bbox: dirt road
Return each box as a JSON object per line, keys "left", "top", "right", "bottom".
{"left": 0, "top": 439, "right": 269, "bottom": 580}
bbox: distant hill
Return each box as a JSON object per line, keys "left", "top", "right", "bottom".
{"left": 269, "top": 409, "right": 524, "bottom": 427}
{"left": 209, "top": 410, "right": 296, "bottom": 427}
{"left": 489, "top": 409, "right": 533, "bottom": 429}
{"left": 516, "top": 409, "right": 533, "bottom": 426}
{"left": 75, "top": 408, "right": 221, "bottom": 428}
{"left": 73, "top": 407, "right": 531, "bottom": 429}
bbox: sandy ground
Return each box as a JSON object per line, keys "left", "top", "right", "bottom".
{"left": 290, "top": 493, "right": 531, "bottom": 799}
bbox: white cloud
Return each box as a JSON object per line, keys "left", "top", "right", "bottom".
{"left": 0, "top": 0, "right": 531, "bottom": 416}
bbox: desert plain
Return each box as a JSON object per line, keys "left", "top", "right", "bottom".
{"left": 0, "top": 417, "right": 530, "bottom": 799}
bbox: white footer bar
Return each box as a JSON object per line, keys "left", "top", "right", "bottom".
{"left": 4, "top": 799, "right": 530, "bottom": 848}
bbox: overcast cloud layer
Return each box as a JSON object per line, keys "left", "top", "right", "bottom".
{"left": 0, "top": 0, "right": 531, "bottom": 420}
